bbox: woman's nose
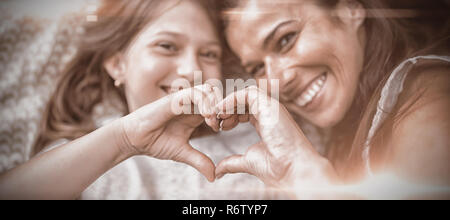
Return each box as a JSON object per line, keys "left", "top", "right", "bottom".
{"left": 264, "top": 57, "right": 276, "bottom": 80}
{"left": 264, "top": 57, "right": 295, "bottom": 85}
{"left": 263, "top": 57, "right": 298, "bottom": 101}
{"left": 281, "top": 69, "right": 296, "bottom": 84}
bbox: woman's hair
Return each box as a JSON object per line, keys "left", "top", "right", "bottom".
{"left": 218, "top": 0, "right": 450, "bottom": 177}
{"left": 33, "top": 0, "right": 222, "bottom": 155}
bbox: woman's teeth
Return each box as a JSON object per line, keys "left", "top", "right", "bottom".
{"left": 295, "top": 73, "right": 326, "bottom": 107}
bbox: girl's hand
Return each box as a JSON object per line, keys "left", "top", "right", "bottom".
{"left": 214, "top": 86, "right": 338, "bottom": 188}
{"left": 120, "top": 84, "right": 222, "bottom": 182}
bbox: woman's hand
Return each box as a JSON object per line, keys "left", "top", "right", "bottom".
{"left": 120, "top": 84, "right": 222, "bottom": 182}
{"left": 214, "top": 86, "right": 339, "bottom": 189}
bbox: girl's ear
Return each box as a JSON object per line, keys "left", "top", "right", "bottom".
{"left": 104, "top": 53, "right": 126, "bottom": 83}
{"left": 335, "top": 0, "right": 366, "bottom": 31}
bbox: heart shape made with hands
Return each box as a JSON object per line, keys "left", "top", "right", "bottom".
{"left": 196, "top": 85, "right": 310, "bottom": 186}
{"left": 124, "top": 84, "right": 309, "bottom": 185}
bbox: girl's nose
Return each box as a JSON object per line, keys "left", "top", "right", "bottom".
{"left": 177, "top": 52, "right": 202, "bottom": 84}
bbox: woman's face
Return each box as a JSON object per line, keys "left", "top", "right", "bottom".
{"left": 108, "top": 0, "right": 222, "bottom": 112}
{"left": 225, "top": 0, "right": 366, "bottom": 128}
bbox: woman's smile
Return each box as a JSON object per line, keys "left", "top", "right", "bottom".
{"left": 293, "top": 72, "right": 327, "bottom": 110}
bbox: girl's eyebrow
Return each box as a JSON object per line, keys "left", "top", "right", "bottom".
{"left": 153, "top": 31, "right": 184, "bottom": 38}
{"left": 262, "top": 20, "right": 297, "bottom": 50}
{"left": 153, "top": 31, "right": 221, "bottom": 47}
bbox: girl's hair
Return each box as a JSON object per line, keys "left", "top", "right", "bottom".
{"left": 218, "top": 0, "right": 450, "bottom": 178}
{"left": 33, "top": 0, "right": 222, "bottom": 155}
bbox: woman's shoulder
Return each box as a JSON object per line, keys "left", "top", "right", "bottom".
{"left": 394, "top": 58, "right": 450, "bottom": 119}
{"left": 407, "top": 58, "right": 449, "bottom": 90}
{"left": 382, "top": 58, "right": 450, "bottom": 185}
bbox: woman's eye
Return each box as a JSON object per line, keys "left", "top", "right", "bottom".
{"left": 201, "top": 51, "right": 218, "bottom": 59}
{"left": 200, "top": 51, "right": 221, "bottom": 63}
{"left": 250, "top": 63, "right": 265, "bottom": 77}
{"left": 278, "top": 32, "right": 297, "bottom": 51}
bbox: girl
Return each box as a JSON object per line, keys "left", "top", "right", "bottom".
{"left": 0, "top": 0, "right": 264, "bottom": 199}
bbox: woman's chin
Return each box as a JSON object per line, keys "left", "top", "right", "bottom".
{"left": 286, "top": 103, "right": 342, "bottom": 129}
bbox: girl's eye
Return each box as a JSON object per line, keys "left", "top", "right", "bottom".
{"left": 250, "top": 63, "right": 265, "bottom": 77}
{"left": 278, "top": 32, "right": 297, "bottom": 51}
{"left": 158, "top": 42, "right": 177, "bottom": 52}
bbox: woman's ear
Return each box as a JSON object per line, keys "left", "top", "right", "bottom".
{"left": 104, "top": 53, "right": 127, "bottom": 85}
{"left": 335, "top": 0, "right": 366, "bottom": 31}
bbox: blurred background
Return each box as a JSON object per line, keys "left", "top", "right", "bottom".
{"left": 0, "top": 0, "right": 96, "bottom": 20}
{"left": 0, "top": 0, "right": 98, "bottom": 172}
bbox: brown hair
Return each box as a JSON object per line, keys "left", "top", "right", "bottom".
{"left": 218, "top": 0, "right": 450, "bottom": 178}
{"left": 33, "top": 0, "right": 222, "bottom": 155}
{"left": 320, "top": 0, "right": 449, "bottom": 179}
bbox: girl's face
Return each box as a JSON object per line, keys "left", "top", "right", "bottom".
{"left": 225, "top": 0, "right": 366, "bottom": 128}
{"left": 106, "top": 0, "right": 222, "bottom": 112}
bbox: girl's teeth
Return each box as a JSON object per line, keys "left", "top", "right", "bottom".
{"left": 294, "top": 74, "right": 327, "bottom": 107}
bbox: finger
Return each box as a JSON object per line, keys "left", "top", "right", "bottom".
{"left": 131, "top": 94, "right": 182, "bottom": 127}
{"left": 216, "top": 104, "right": 245, "bottom": 120}
{"left": 192, "top": 85, "right": 214, "bottom": 118}
{"left": 205, "top": 116, "right": 220, "bottom": 132}
{"left": 216, "top": 109, "right": 235, "bottom": 120}
{"left": 216, "top": 89, "right": 242, "bottom": 115}
{"left": 197, "top": 84, "right": 223, "bottom": 119}
{"left": 221, "top": 115, "right": 239, "bottom": 131}
{"left": 216, "top": 142, "right": 269, "bottom": 179}
{"left": 170, "top": 88, "right": 195, "bottom": 116}
{"left": 249, "top": 115, "right": 260, "bottom": 133}
{"left": 212, "top": 85, "right": 224, "bottom": 110}
{"left": 202, "top": 84, "right": 223, "bottom": 131}
{"left": 216, "top": 86, "right": 264, "bottom": 117}
{"left": 173, "top": 144, "right": 216, "bottom": 182}
{"left": 215, "top": 154, "right": 249, "bottom": 179}
{"left": 238, "top": 113, "right": 250, "bottom": 123}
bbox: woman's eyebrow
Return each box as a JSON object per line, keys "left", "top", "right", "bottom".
{"left": 262, "top": 20, "right": 297, "bottom": 50}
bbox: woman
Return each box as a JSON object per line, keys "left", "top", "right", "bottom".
{"left": 0, "top": 0, "right": 265, "bottom": 199}
{"left": 213, "top": 0, "right": 450, "bottom": 199}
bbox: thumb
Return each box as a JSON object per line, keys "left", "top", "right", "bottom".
{"left": 172, "top": 144, "right": 216, "bottom": 182}
{"left": 215, "top": 142, "right": 266, "bottom": 179}
{"left": 215, "top": 154, "right": 249, "bottom": 179}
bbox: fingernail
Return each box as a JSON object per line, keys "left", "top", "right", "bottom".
{"left": 219, "top": 120, "right": 224, "bottom": 131}
{"left": 216, "top": 111, "right": 224, "bottom": 120}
